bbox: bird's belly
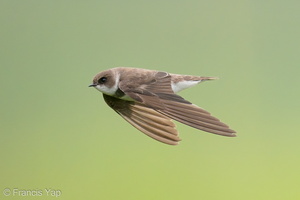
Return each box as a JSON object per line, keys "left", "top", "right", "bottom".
{"left": 171, "top": 80, "right": 200, "bottom": 93}
{"left": 119, "top": 95, "right": 135, "bottom": 101}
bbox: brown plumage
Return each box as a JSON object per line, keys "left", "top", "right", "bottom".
{"left": 90, "top": 67, "right": 236, "bottom": 145}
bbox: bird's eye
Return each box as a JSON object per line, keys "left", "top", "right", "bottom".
{"left": 98, "top": 77, "right": 107, "bottom": 84}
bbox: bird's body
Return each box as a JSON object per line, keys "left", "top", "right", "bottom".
{"left": 90, "top": 67, "right": 236, "bottom": 145}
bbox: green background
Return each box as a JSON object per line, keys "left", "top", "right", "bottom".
{"left": 1, "top": 1, "right": 299, "bottom": 199}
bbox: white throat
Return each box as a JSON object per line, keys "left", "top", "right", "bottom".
{"left": 95, "top": 72, "right": 120, "bottom": 96}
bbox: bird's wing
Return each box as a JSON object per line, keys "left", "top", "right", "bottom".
{"left": 103, "top": 94, "right": 181, "bottom": 145}
{"left": 119, "top": 71, "right": 236, "bottom": 137}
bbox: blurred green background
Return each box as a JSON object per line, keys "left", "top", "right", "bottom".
{"left": 1, "top": 1, "right": 299, "bottom": 199}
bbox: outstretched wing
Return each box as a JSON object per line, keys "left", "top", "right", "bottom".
{"left": 103, "top": 94, "right": 181, "bottom": 145}
{"left": 119, "top": 71, "right": 236, "bottom": 137}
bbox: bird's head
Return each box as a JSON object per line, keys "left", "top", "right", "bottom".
{"left": 89, "top": 69, "right": 119, "bottom": 96}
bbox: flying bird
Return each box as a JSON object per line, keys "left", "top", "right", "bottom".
{"left": 89, "top": 67, "right": 236, "bottom": 145}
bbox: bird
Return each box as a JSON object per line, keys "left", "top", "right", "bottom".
{"left": 89, "top": 67, "right": 236, "bottom": 145}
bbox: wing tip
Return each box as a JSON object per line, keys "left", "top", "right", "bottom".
{"left": 227, "top": 133, "right": 237, "bottom": 137}
{"left": 222, "top": 129, "right": 237, "bottom": 137}
{"left": 161, "top": 140, "right": 181, "bottom": 145}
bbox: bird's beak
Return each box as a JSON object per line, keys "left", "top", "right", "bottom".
{"left": 88, "top": 84, "right": 97, "bottom": 87}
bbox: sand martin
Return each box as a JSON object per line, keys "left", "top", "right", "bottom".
{"left": 89, "top": 67, "right": 236, "bottom": 145}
